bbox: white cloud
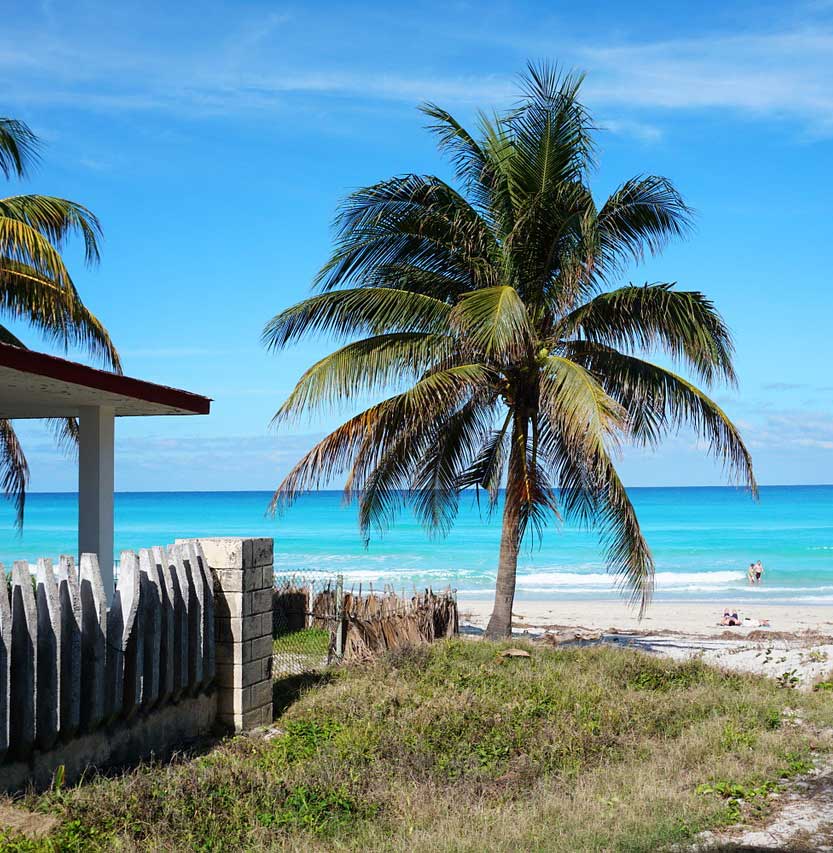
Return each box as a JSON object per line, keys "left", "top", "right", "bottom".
{"left": 6, "top": 9, "right": 833, "bottom": 137}
{"left": 578, "top": 29, "right": 833, "bottom": 133}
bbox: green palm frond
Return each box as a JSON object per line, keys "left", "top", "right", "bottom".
{"left": 315, "top": 174, "right": 499, "bottom": 293}
{"left": 411, "top": 399, "right": 497, "bottom": 535}
{"left": 537, "top": 359, "right": 653, "bottom": 611}
{"left": 558, "top": 283, "right": 736, "bottom": 385}
{"left": 0, "top": 195, "right": 101, "bottom": 265}
{"left": 0, "top": 117, "right": 119, "bottom": 527}
{"left": 450, "top": 285, "right": 530, "bottom": 360}
{"left": 0, "top": 261, "right": 120, "bottom": 370}
{"left": 262, "top": 287, "right": 452, "bottom": 349}
{"left": 595, "top": 176, "right": 693, "bottom": 281}
{"left": 0, "top": 118, "right": 39, "bottom": 179}
{"left": 274, "top": 333, "right": 452, "bottom": 424}
{"left": 566, "top": 341, "right": 756, "bottom": 493}
{"left": 0, "top": 419, "right": 29, "bottom": 530}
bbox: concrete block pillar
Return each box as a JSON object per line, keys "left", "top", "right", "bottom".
{"left": 179, "top": 537, "right": 273, "bottom": 732}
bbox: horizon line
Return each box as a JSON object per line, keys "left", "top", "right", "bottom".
{"left": 18, "top": 483, "right": 833, "bottom": 497}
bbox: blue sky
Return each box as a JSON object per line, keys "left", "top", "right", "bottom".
{"left": 3, "top": 0, "right": 833, "bottom": 491}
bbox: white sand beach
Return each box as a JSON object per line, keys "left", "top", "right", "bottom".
{"left": 459, "top": 598, "right": 833, "bottom": 688}
{"left": 458, "top": 599, "right": 833, "bottom": 637}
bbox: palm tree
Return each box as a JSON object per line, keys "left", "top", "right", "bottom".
{"left": 0, "top": 117, "right": 120, "bottom": 527}
{"left": 263, "top": 65, "right": 756, "bottom": 638}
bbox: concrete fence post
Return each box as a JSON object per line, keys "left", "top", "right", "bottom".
{"left": 179, "top": 538, "right": 273, "bottom": 732}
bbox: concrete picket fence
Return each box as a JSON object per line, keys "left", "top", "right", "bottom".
{"left": 0, "top": 536, "right": 274, "bottom": 792}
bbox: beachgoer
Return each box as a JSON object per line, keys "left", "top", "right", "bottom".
{"left": 747, "top": 563, "right": 756, "bottom": 585}
{"left": 754, "top": 560, "right": 764, "bottom": 584}
{"left": 720, "top": 608, "right": 741, "bottom": 626}
{"left": 720, "top": 609, "right": 731, "bottom": 626}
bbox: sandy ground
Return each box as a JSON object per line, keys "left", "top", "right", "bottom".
{"left": 458, "top": 599, "right": 833, "bottom": 637}
{"left": 458, "top": 599, "right": 833, "bottom": 689}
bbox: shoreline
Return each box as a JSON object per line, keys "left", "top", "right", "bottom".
{"left": 457, "top": 598, "right": 833, "bottom": 638}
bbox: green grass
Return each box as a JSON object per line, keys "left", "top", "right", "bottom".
{"left": 3, "top": 640, "right": 832, "bottom": 851}
{"left": 272, "top": 628, "right": 331, "bottom": 675}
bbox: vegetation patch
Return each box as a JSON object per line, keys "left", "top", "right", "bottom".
{"left": 3, "top": 640, "right": 832, "bottom": 851}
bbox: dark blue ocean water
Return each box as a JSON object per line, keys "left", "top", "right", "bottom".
{"left": 1, "top": 487, "right": 832, "bottom": 603}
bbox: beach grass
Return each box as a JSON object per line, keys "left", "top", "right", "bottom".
{"left": 3, "top": 639, "right": 832, "bottom": 851}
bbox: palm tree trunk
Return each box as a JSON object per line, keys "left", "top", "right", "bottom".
{"left": 485, "top": 417, "right": 524, "bottom": 639}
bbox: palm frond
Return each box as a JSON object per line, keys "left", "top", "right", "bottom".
{"left": 559, "top": 283, "right": 736, "bottom": 385}
{"left": 450, "top": 285, "right": 530, "bottom": 360}
{"left": 537, "top": 358, "right": 653, "bottom": 611}
{"left": 595, "top": 176, "right": 693, "bottom": 280}
{"left": 411, "top": 398, "right": 497, "bottom": 535}
{"left": 262, "top": 287, "right": 452, "bottom": 350}
{"left": 0, "top": 195, "right": 101, "bottom": 266}
{"left": 0, "top": 118, "right": 39, "bottom": 179}
{"left": 0, "top": 261, "right": 121, "bottom": 370}
{"left": 315, "top": 174, "right": 499, "bottom": 293}
{"left": 0, "top": 213, "right": 76, "bottom": 288}
{"left": 566, "top": 341, "right": 756, "bottom": 494}
{"left": 270, "top": 363, "right": 492, "bottom": 514}
{"left": 0, "top": 419, "right": 29, "bottom": 530}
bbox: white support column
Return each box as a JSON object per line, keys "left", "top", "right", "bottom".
{"left": 78, "top": 406, "right": 115, "bottom": 603}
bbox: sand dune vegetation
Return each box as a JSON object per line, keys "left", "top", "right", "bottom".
{"left": 4, "top": 640, "right": 831, "bottom": 851}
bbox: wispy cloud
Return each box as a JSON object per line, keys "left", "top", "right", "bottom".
{"left": 6, "top": 9, "right": 833, "bottom": 137}
{"left": 577, "top": 29, "right": 833, "bottom": 134}
{"left": 762, "top": 382, "right": 807, "bottom": 391}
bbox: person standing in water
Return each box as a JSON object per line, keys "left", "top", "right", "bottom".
{"left": 747, "top": 563, "right": 757, "bottom": 585}
{"left": 754, "top": 560, "right": 764, "bottom": 584}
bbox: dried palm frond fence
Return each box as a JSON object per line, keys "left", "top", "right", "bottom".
{"left": 272, "top": 574, "right": 458, "bottom": 675}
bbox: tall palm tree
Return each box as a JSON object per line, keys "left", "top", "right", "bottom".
{"left": 0, "top": 117, "right": 120, "bottom": 527}
{"left": 263, "top": 65, "right": 756, "bottom": 638}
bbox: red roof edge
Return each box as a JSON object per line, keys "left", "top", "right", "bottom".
{"left": 0, "top": 343, "right": 211, "bottom": 415}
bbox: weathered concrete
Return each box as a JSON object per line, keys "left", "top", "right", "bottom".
{"left": 167, "top": 547, "right": 190, "bottom": 699}
{"left": 179, "top": 543, "right": 204, "bottom": 695}
{"left": 152, "top": 546, "right": 175, "bottom": 706}
{"left": 194, "top": 541, "right": 216, "bottom": 688}
{"left": 138, "top": 549, "right": 161, "bottom": 710}
{"left": 35, "top": 559, "right": 61, "bottom": 751}
{"left": 0, "top": 691, "right": 217, "bottom": 793}
{"left": 10, "top": 561, "right": 37, "bottom": 758}
{"left": 0, "top": 565, "right": 11, "bottom": 761}
{"left": 180, "top": 537, "right": 273, "bottom": 732}
{"left": 79, "top": 553, "right": 106, "bottom": 731}
{"left": 118, "top": 552, "right": 143, "bottom": 718}
{"left": 57, "top": 556, "right": 81, "bottom": 739}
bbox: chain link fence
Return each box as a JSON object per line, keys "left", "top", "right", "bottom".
{"left": 272, "top": 573, "right": 342, "bottom": 676}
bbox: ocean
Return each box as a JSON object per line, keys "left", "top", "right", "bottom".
{"left": 1, "top": 486, "right": 832, "bottom": 604}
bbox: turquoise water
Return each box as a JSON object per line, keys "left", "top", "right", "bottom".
{"left": 1, "top": 487, "right": 832, "bottom": 603}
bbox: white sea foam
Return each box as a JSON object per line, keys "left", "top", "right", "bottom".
{"left": 515, "top": 570, "right": 746, "bottom": 589}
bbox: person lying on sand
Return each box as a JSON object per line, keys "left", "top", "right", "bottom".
{"left": 720, "top": 609, "right": 741, "bottom": 626}
{"left": 742, "top": 616, "right": 771, "bottom": 627}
